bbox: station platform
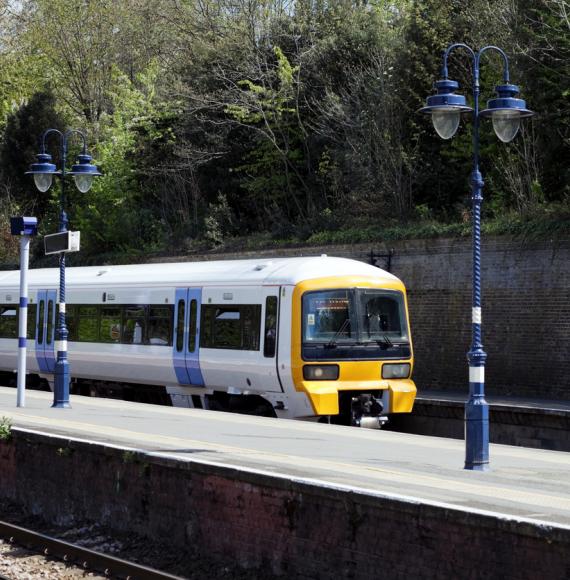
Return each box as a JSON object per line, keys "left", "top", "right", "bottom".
{"left": 0, "top": 386, "right": 569, "bottom": 579}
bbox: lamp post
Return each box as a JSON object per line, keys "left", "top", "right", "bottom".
{"left": 26, "top": 130, "right": 101, "bottom": 408}
{"left": 420, "top": 45, "right": 534, "bottom": 470}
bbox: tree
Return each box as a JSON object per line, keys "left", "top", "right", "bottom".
{"left": 72, "top": 62, "right": 173, "bottom": 255}
{"left": 0, "top": 90, "right": 66, "bottom": 217}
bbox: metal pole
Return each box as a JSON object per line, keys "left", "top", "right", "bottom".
{"left": 52, "top": 135, "right": 71, "bottom": 408}
{"left": 16, "top": 235, "right": 31, "bottom": 408}
{"left": 464, "top": 51, "right": 489, "bottom": 470}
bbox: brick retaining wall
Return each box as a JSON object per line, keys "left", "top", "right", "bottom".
{"left": 1, "top": 429, "right": 568, "bottom": 579}
{"left": 387, "top": 397, "right": 570, "bottom": 451}
{"left": 165, "top": 236, "right": 569, "bottom": 400}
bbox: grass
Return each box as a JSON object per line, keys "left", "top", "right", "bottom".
{"left": 303, "top": 210, "right": 570, "bottom": 247}
{"left": 218, "top": 211, "right": 570, "bottom": 251}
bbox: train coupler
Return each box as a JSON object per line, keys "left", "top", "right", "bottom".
{"left": 350, "top": 393, "right": 388, "bottom": 429}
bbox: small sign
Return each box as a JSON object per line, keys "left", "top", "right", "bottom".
{"left": 10, "top": 217, "right": 38, "bottom": 237}
{"left": 44, "top": 231, "right": 80, "bottom": 255}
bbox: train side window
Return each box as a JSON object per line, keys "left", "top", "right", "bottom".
{"left": 46, "top": 300, "right": 54, "bottom": 345}
{"left": 201, "top": 304, "right": 261, "bottom": 350}
{"left": 26, "top": 304, "right": 37, "bottom": 339}
{"left": 77, "top": 305, "right": 99, "bottom": 342}
{"left": 123, "top": 305, "right": 146, "bottom": 345}
{"left": 188, "top": 299, "right": 197, "bottom": 352}
{"left": 66, "top": 305, "right": 78, "bottom": 341}
{"left": 242, "top": 305, "right": 261, "bottom": 351}
{"left": 100, "top": 307, "right": 121, "bottom": 343}
{"left": 0, "top": 306, "right": 18, "bottom": 339}
{"left": 38, "top": 301, "right": 45, "bottom": 344}
{"left": 202, "top": 306, "right": 241, "bottom": 349}
{"left": 263, "top": 296, "right": 278, "bottom": 358}
{"left": 149, "top": 306, "right": 172, "bottom": 346}
{"left": 175, "top": 300, "right": 185, "bottom": 351}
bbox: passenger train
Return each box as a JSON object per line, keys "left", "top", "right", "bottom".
{"left": 0, "top": 256, "right": 416, "bottom": 427}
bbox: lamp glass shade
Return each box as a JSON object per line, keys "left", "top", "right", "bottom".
{"left": 432, "top": 109, "right": 461, "bottom": 140}
{"left": 491, "top": 110, "right": 521, "bottom": 143}
{"left": 73, "top": 173, "right": 94, "bottom": 193}
{"left": 33, "top": 173, "right": 53, "bottom": 193}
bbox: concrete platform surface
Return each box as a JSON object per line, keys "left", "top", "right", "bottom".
{"left": 1, "top": 387, "right": 569, "bottom": 530}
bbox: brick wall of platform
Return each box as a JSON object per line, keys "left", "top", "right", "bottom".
{"left": 168, "top": 236, "right": 570, "bottom": 400}
{"left": 0, "top": 430, "right": 568, "bottom": 580}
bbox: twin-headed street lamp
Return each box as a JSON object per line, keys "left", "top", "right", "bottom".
{"left": 420, "top": 44, "right": 534, "bottom": 470}
{"left": 27, "top": 129, "right": 101, "bottom": 408}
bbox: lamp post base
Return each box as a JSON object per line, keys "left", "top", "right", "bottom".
{"left": 464, "top": 397, "right": 489, "bottom": 470}
{"left": 52, "top": 357, "right": 71, "bottom": 409}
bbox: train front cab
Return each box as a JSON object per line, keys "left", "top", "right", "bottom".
{"left": 291, "top": 276, "right": 416, "bottom": 427}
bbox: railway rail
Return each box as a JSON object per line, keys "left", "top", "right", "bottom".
{"left": 0, "top": 519, "right": 184, "bottom": 580}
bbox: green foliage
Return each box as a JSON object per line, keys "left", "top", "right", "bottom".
{"left": 515, "top": 0, "right": 570, "bottom": 202}
{"left": 56, "top": 446, "right": 73, "bottom": 457}
{"left": 0, "top": 6, "right": 50, "bottom": 132}
{"left": 0, "top": 416, "right": 12, "bottom": 442}
{"left": 0, "top": 195, "right": 20, "bottom": 264}
{"left": 0, "top": 0, "right": 568, "bottom": 261}
{"left": 0, "top": 54, "right": 47, "bottom": 132}
{"left": 224, "top": 44, "right": 310, "bottom": 226}
{"left": 205, "top": 193, "right": 235, "bottom": 247}
{"left": 0, "top": 90, "right": 66, "bottom": 217}
{"left": 122, "top": 450, "right": 137, "bottom": 464}
{"left": 73, "top": 62, "right": 173, "bottom": 255}
{"left": 305, "top": 210, "right": 570, "bottom": 246}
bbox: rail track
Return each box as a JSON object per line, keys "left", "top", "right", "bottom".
{"left": 0, "top": 519, "right": 184, "bottom": 580}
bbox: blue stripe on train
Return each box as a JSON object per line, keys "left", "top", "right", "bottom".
{"left": 173, "top": 356, "right": 190, "bottom": 384}
{"left": 36, "top": 290, "right": 47, "bottom": 373}
{"left": 173, "top": 288, "right": 205, "bottom": 387}
{"left": 35, "top": 289, "right": 57, "bottom": 374}
{"left": 186, "top": 287, "right": 204, "bottom": 386}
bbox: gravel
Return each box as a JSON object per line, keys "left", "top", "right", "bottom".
{"left": 0, "top": 502, "right": 277, "bottom": 579}
{"left": 0, "top": 538, "right": 107, "bottom": 579}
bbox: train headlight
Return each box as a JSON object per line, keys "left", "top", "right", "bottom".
{"left": 382, "top": 363, "right": 411, "bottom": 379}
{"left": 303, "top": 365, "right": 339, "bottom": 380}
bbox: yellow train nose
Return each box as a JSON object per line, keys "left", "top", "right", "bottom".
{"left": 300, "top": 374, "right": 416, "bottom": 416}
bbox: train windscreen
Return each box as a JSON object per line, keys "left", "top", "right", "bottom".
{"left": 302, "top": 289, "right": 411, "bottom": 361}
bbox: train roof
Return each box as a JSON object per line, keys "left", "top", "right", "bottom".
{"left": 0, "top": 256, "right": 401, "bottom": 289}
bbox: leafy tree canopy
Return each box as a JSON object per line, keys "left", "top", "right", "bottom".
{"left": 0, "top": 0, "right": 567, "bottom": 260}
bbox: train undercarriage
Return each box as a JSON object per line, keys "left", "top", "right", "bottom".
{"left": 0, "top": 371, "right": 389, "bottom": 428}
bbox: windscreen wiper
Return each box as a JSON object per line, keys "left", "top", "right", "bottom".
{"left": 325, "top": 318, "right": 351, "bottom": 348}
{"left": 363, "top": 337, "right": 410, "bottom": 348}
{"left": 373, "top": 335, "right": 394, "bottom": 349}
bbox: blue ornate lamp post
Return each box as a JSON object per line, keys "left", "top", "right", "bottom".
{"left": 420, "top": 45, "right": 534, "bottom": 470}
{"left": 27, "top": 130, "right": 101, "bottom": 408}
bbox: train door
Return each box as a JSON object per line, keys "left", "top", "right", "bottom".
{"left": 35, "top": 289, "right": 56, "bottom": 373}
{"left": 173, "top": 288, "right": 205, "bottom": 386}
{"left": 257, "top": 287, "right": 283, "bottom": 393}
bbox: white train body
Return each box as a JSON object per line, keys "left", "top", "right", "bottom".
{"left": 0, "top": 257, "right": 417, "bottom": 423}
